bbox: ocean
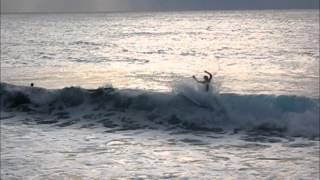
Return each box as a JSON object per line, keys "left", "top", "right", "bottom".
{"left": 1, "top": 10, "right": 319, "bottom": 179}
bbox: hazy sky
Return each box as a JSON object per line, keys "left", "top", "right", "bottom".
{"left": 1, "top": 0, "right": 319, "bottom": 13}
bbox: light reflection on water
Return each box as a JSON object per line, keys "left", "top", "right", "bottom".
{"left": 1, "top": 10, "right": 319, "bottom": 97}
{"left": 1, "top": 115, "right": 319, "bottom": 179}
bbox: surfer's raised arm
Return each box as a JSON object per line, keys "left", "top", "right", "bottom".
{"left": 204, "top": 71, "right": 212, "bottom": 81}
{"left": 192, "top": 75, "right": 205, "bottom": 83}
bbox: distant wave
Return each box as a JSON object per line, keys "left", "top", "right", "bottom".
{"left": 1, "top": 82, "right": 319, "bottom": 138}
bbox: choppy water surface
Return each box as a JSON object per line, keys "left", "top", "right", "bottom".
{"left": 1, "top": 82, "right": 319, "bottom": 179}
{"left": 1, "top": 10, "right": 319, "bottom": 179}
{"left": 2, "top": 115, "right": 319, "bottom": 179}
{"left": 1, "top": 10, "right": 319, "bottom": 97}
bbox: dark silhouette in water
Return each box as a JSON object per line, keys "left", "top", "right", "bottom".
{"left": 30, "top": 83, "right": 34, "bottom": 87}
{"left": 192, "top": 71, "right": 212, "bottom": 92}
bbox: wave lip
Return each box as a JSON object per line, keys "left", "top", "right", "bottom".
{"left": 1, "top": 82, "right": 319, "bottom": 138}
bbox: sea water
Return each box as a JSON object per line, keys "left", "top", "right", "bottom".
{"left": 1, "top": 10, "right": 319, "bottom": 179}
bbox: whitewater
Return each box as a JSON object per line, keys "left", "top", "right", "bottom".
{"left": 1, "top": 10, "right": 319, "bottom": 179}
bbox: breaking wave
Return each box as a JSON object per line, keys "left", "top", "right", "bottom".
{"left": 1, "top": 82, "right": 319, "bottom": 138}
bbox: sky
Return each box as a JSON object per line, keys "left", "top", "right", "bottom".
{"left": 1, "top": 0, "right": 319, "bottom": 13}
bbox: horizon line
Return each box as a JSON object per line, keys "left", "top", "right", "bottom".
{"left": 1, "top": 7, "right": 319, "bottom": 15}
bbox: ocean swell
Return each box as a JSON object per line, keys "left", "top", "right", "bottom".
{"left": 1, "top": 82, "right": 319, "bottom": 137}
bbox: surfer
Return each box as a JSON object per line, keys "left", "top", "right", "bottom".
{"left": 192, "top": 71, "right": 212, "bottom": 92}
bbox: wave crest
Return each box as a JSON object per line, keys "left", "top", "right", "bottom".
{"left": 1, "top": 82, "right": 319, "bottom": 137}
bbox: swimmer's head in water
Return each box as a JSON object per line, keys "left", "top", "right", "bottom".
{"left": 204, "top": 76, "right": 209, "bottom": 81}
